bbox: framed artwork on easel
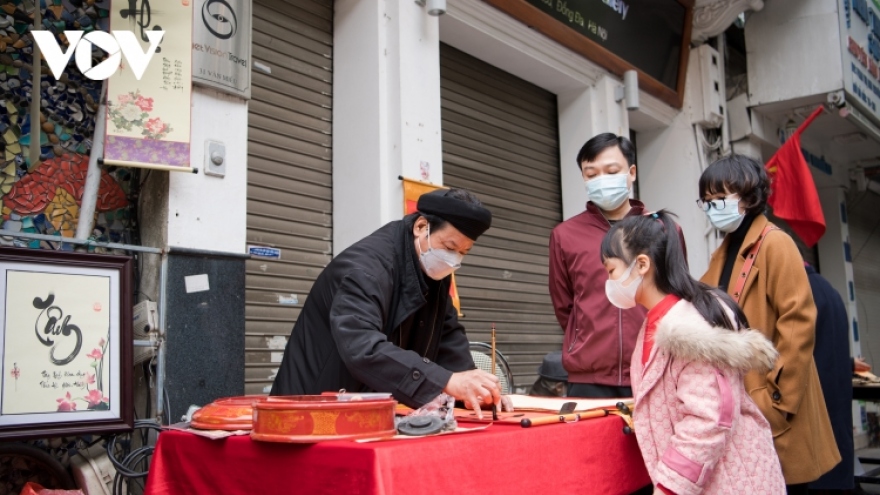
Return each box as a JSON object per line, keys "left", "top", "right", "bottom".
{"left": 0, "top": 247, "right": 133, "bottom": 440}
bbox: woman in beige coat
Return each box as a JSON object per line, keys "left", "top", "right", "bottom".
{"left": 697, "top": 154, "right": 839, "bottom": 494}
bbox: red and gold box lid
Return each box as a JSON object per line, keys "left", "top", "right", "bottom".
{"left": 251, "top": 394, "right": 397, "bottom": 443}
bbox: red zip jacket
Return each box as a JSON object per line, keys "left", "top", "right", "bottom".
{"left": 549, "top": 200, "right": 648, "bottom": 387}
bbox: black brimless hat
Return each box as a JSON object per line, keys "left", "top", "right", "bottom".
{"left": 416, "top": 189, "right": 492, "bottom": 241}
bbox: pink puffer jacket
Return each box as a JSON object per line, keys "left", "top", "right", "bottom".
{"left": 631, "top": 300, "right": 785, "bottom": 495}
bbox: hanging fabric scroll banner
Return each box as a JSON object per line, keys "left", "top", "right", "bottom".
{"left": 103, "top": 0, "right": 195, "bottom": 173}
{"left": 401, "top": 177, "right": 463, "bottom": 316}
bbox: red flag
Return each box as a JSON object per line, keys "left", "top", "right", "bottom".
{"left": 765, "top": 106, "right": 826, "bottom": 247}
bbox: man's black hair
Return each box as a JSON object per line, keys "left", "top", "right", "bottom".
{"left": 575, "top": 133, "right": 636, "bottom": 169}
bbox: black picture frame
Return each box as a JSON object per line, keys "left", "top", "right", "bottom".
{"left": 0, "top": 247, "right": 133, "bottom": 440}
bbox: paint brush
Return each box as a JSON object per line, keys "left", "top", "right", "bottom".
{"left": 491, "top": 323, "right": 498, "bottom": 421}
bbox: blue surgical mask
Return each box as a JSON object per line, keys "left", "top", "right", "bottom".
{"left": 585, "top": 173, "right": 630, "bottom": 211}
{"left": 417, "top": 227, "right": 463, "bottom": 280}
{"left": 705, "top": 196, "right": 745, "bottom": 233}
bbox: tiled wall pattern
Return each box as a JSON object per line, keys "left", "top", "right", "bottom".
{"left": 1, "top": 0, "right": 133, "bottom": 250}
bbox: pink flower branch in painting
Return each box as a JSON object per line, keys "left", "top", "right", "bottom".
{"left": 85, "top": 389, "right": 109, "bottom": 409}
{"left": 86, "top": 348, "right": 103, "bottom": 361}
{"left": 10, "top": 362, "right": 19, "bottom": 391}
{"left": 108, "top": 89, "right": 173, "bottom": 140}
{"left": 144, "top": 118, "right": 170, "bottom": 140}
{"left": 57, "top": 392, "right": 77, "bottom": 411}
{"left": 135, "top": 95, "right": 154, "bottom": 112}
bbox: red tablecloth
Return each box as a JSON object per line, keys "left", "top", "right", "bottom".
{"left": 144, "top": 416, "right": 650, "bottom": 495}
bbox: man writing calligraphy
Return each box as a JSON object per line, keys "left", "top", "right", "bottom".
{"left": 271, "top": 188, "right": 505, "bottom": 417}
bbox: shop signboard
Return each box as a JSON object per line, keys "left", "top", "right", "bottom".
{"left": 839, "top": 0, "right": 880, "bottom": 124}
{"left": 484, "top": 0, "right": 693, "bottom": 108}
{"left": 193, "top": 0, "right": 252, "bottom": 98}
{"left": 104, "top": 0, "right": 194, "bottom": 171}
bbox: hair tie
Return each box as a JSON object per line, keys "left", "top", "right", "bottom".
{"left": 651, "top": 213, "right": 659, "bottom": 219}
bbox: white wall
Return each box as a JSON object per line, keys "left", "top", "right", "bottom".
{"left": 558, "top": 78, "right": 631, "bottom": 220}
{"left": 332, "top": 0, "right": 443, "bottom": 256}
{"left": 166, "top": 87, "right": 249, "bottom": 253}
{"left": 746, "top": 0, "right": 843, "bottom": 106}
{"left": 636, "top": 50, "right": 713, "bottom": 276}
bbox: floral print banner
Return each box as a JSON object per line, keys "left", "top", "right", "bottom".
{"left": 105, "top": 0, "right": 192, "bottom": 167}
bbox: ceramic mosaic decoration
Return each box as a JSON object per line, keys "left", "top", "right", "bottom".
{"left": 0, "top": 0, "right": 132, "bottom": 250}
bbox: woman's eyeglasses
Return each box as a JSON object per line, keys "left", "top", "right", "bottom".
{"left": 696, "top": 198, "right": 728, "bottom": 212}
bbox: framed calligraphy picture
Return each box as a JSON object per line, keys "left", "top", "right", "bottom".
{"left": 0, "top": 248, "right": 133, "bottom": 440}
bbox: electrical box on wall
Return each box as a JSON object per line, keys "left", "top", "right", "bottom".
{"left": 692, "top": 44, "right": 726, "bottom": 128}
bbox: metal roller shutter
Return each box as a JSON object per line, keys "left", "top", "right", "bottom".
{"left": 244, "top": 0, "right": 333, "bottom": 395}
{"left": 440, "top": 44, "right": 562, "bottom": 391}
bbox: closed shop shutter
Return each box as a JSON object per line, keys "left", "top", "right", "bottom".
{"left": 244, "top": 0, "right": 333, "bottom": 394}
{"left": 849, "top": 191, "right": 880, "bottom": 363}
{"left": 440, "top": 44, "right": 562, "bottom": 391}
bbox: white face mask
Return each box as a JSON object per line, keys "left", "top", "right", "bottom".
{"left": 704, "top": 196, "right": 745, "bottom": 233}
{"left": 605, "top": 260, "right": 642, "bottom": 310}
{"left": 417, "top": 227, "right": 463, "bottom": 281}
{"left": 585, "top": 173, "right": 631, "bottom": 211}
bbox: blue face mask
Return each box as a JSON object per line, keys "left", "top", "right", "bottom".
{"left": 704, "top": 196, "right": 745, "bottom": 233}
{"left": 585, "top": 173, "right": 630, "bottom": 211}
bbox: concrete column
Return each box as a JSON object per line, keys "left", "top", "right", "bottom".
{"left": 165, "top": 88, "right": 249, "bottom": 253}
{"left": 557, "top": 75, "right": 629, "bottom": 221}
{"left": 333, "top": 0, "right": 443, "bottom": 255}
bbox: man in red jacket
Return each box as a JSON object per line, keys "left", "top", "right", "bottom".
{"left": 549, "top": 133, "right": 652, "bottom": 398}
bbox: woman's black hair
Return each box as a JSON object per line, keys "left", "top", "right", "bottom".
{"left": 698, "top": 154, "right": 770, "bottom": 216}
{"left": 600, "top": 210, "right": 749, "bottom": 330}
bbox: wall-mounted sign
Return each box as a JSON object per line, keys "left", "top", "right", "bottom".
{"left": 839, "top": 0, "right": 880, "bottom": 124}
{"left": 193, "top": 0, "right": 252, "bottom": 98}
{"left": 484, "top": 0, "right": 693, "bottom": 109}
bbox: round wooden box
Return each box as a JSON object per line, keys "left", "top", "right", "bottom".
{"left": 190, "top": 396, "right": 265, "bottom": 430}
{"left": 251, "top": 395, "right": 397, "bottom": 443}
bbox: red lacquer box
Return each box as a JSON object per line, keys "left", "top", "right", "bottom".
{"left": 190, "top": 395, "right": 266, "bottom": 430}
{"left": 251, "top": 394, "right": 397, "bottom": 443}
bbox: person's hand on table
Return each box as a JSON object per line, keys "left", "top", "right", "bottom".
{"left": 856, "top": 357, "right": 872, "bottom": 373}
{"left": 444, "top": 369, "right": 501, "bottom": 419}
{"left": 462, "top": 395, "right": 515, "bottom": 415}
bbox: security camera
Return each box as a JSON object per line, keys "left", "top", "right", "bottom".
{"left": 827, "top": 90, "right": 845, "bottom": 108}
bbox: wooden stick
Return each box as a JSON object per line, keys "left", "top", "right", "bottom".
{"left": 520, "top": 409, "right": 610, "bottom": 428}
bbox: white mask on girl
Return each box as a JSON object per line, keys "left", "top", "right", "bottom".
{"left": 418, "top": 227, "right": 463, "bottom": 280}
{"left": 605, "top": 260, "right": 642, "bottom": 309}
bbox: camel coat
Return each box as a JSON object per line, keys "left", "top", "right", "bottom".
{"left": 701, "top": 215, "right": 840, "bottom": 484}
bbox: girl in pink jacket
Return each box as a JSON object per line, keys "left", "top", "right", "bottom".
{"left": 601, "top": 211, "right": 785, "bottom": 495}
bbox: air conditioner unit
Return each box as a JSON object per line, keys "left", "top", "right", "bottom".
{"left": 692, "top": 44, "right": 726, "bottom": 128}
{"left": 132, "top": 300, "right": 158, "bottom": 365}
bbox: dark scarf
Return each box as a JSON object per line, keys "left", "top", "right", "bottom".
{"left": 718, "top": 213, "right": 758, "bottom": 291}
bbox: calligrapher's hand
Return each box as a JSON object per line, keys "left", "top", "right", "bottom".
{"left": 856, "top": 357, "right": 873, "bottom": 373}
{"left": 443, "top": 369, "right": 500, "bottom": 419}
